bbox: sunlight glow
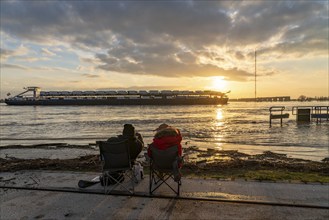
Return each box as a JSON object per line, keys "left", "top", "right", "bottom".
{"left": 210, "top": 76, "right": 228, "bottom": 91}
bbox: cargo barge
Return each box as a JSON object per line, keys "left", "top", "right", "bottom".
{"left": 5, "top": 87, "right": 229, "bottom": 106}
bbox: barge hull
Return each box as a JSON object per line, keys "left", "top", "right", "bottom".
{"left": 5, "top": 98, "right": 228, "bottom": 106}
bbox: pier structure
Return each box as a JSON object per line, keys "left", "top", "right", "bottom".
{"left": 231, "top": 96, "right": 291, "bottom": 102}
{"left": 292, "top": 106, "right": 329, "bottom": 124}
{"left": 269, "top": 105, "right": 329, "bottom": 126}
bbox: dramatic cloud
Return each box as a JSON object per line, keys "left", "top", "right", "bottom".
{"left": 1, "top": 1, "right": 328, "bottom": 81}
{"left": 2, "top": 63, "right": 27, "bottom": 70}
{"left": 82, "top": 73, "right": 100, "bottom": 78}
{"left": 1, "top": 45, "right": 51, "bottom": 63}
{"left": 0, "top": 48, "right": 14, "bottom": 61}
{"left": 41, "top": 48, "right": 56, "bottom": 57}
{"left": 0, "top": 45, "right": 30, "bottom": 61}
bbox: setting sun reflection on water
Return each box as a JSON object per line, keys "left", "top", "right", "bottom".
{"left": 0, "top": 101, "right": 328, "bottom": 161}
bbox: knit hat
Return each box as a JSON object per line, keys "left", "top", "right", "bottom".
{"left": 154, "top": 123, "right": 169, "bottom": 131}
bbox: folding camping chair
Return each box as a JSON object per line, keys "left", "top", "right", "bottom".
{"left": 98, "top": 140, "right": 135, "bottom": 194}
{"left": 149, "top": 145, "right": 182, "bottom": 196}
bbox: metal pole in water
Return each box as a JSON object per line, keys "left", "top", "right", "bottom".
{"left": 255, "top": 50, "right": 257, "bottom": 102}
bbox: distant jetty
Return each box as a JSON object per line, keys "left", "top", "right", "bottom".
{"left": 230, "top": 96, "right": 329, "bottom": 102}
{"left": 230, "top": 96, "right": 291, "bottom": 102}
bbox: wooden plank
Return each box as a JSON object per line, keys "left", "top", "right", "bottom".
{"left": 270, "top": 114, "right": 289, "bottom": 119}
{"left": 311, "top": 114, "right": 329, "bottom": 119}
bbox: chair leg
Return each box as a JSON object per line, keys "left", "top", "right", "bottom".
{"left": 149, "top": 169, "right": 153, "bottom": 194}
{"left": 130, "top": 169, "right": 135, "bottom": 194}
{"left": 149, "top": 167, "right": 182, "bottom": 196}
{"left": 102, "top": 175, "right": 106, "bottom": 194}
{"left": 104, "top": 174, "right": 108, "bottom": 194}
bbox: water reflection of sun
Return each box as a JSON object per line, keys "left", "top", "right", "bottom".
{"left": 216, "top": 108, "right": 223, "bottom": 121}
{"left": 215, "top": 111, "right": 224, "bottom": 130}
{"left": 215, "top": 108, "right": 224, "bottom": 150}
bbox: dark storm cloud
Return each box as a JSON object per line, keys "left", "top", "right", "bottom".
{"left": 1, "top": 1, "right": 327, "bottom": 80}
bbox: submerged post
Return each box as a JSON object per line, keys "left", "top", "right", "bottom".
{"left": 296, "top": 108, "right": 311, "bottom": 122}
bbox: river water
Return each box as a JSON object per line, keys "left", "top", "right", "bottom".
{"left": 0, "top": 102, "right": 328, "bottom": 161}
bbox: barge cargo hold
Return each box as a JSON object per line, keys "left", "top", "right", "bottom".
{"left": 5, "top": 87, "right": 229, "bottom": 106}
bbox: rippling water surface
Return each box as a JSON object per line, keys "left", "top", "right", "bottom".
{"left": 1, "top": 102, "right": 328, "bottom": 161}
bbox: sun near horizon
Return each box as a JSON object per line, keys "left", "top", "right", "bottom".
{"left": 209, "top": 77, "right": 228, "bottom": 92}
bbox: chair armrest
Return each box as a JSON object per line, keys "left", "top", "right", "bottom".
{"left": 177, "top": 156, "right": 183, "bottom": 163}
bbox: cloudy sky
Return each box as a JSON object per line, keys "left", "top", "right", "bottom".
{"left": 1, "top": 0, "right": 328, "bottom": 99}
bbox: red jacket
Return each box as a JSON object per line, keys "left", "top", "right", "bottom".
{"left": 148, "top": 134, "right": 182, "bottom": 157}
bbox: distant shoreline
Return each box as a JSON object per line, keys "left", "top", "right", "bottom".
{"left": 229, "top": 98, "right": 329, "bottom": 102}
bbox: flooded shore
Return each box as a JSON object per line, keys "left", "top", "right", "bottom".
{"left": 1, "top": 144, "right": 328, "bottom": 183}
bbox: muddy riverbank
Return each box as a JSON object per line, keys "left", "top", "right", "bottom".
{"left": 1, "top": 145, "right": 328, "bottom": 183}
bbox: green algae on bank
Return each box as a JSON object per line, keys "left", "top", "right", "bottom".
{"left": 182, "top": 168, "right": 329, "bottom": 184}
{"left": 1, "top": 146, "right": 328, "bottom": 183}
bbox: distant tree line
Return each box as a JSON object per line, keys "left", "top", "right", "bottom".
{"left": 297, "top": 95, "right": 329, "bottom": 101}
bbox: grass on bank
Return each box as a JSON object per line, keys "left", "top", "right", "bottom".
{"left": 181, "top": 169, "right": 329, "bottom": 183}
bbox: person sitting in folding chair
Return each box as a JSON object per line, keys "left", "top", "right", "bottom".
{"left": 148, "top": 123, "right": 182, "bottom": 161}
{"left": 108, "top": 124, "right": 144, "bottom": 163}
{"left": 148, "top": 123, "right": 183, "bottom": 196}
{"left": 100, "top": 124, "right": 144, "bottom": 189}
